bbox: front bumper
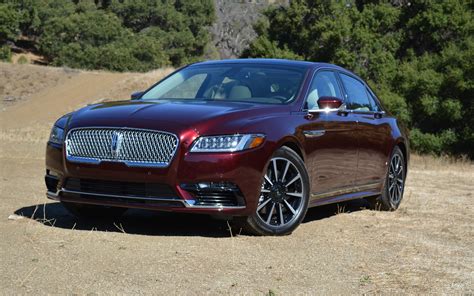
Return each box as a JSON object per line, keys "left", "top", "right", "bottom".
{"left": 45, "top": 141, "right": 270, "bottom": 216}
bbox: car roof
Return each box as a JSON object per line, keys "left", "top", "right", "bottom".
{"left": 194, "top": 58, "right": 313, "bottom": 67}
{"left": 193, "top": 58, "right": 345, "bottom": 70}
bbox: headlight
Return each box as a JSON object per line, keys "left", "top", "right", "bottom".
{"left": 49, "top": 126, "right": 64, "bottom": 145}
{"left": 190, "top": 134, "right": 265, "bottom": 152}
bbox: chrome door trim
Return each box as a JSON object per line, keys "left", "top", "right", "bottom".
{"left": 310, "top": 182, "right": 380, "bottom": 200}
{"left": 303, "top": 130, "right": 326, "bottom": 138}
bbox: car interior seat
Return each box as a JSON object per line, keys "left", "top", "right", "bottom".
{"left": 228, "top": 85, "right": 252, "bottom": 100}
{"left": 306, "top": 88, "right": 319, "bottom": 109}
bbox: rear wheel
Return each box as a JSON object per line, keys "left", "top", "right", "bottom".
{"left": 236, "top": 147, "right": 310, "bottom": 235}
{"left": 368, "top": 146, "right": 406, "bottom": 211}
{"left": 62, "top": 202, "right": 127, "bottom": 219}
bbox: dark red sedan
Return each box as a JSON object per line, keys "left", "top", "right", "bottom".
{"left": 45, "top": 59, "right": 409, "bottom": 235}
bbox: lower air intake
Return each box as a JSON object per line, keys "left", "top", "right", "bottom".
{"left": 64, "top": 178, "right": 178, "bottom": 199}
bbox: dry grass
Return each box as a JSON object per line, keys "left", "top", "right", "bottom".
{"left": 0, "top": 62, "right": 78, "bottom": 109}
{"left": 411, "top": 153, "right": 473, "bottom": 170}
{"left": 96, "top": 68, "right": 174, "bottom": 102}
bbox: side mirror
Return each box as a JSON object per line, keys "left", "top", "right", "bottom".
{"left": 317, "top": 96, "right": 343, "bottom": 109}
{"left": 131, "top": 91, "right": 144, "bottom": 100}
{"left": 308, "top": 96, "right": 345, "bottom": 113}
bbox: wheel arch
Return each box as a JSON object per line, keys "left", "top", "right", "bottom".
{"left": 394, "top": 139, "right": 409, "bottom": 174}
{"left": 278, "top": 137, "right": 306, "bottom": 162}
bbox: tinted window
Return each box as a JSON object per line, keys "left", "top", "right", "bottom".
{"left": 367, "top": 89, "right": 381, "bottom": 112}
{"left": 141, "top": 64, "right": 307, "bottom": 105}
{"left": 306, "top": 71, "right": 342, "bottom": 110}
{"left": 340, "top": 74, "right": 372, "bottom": 111}
{"left": 162, "top": 73, "right": 207, "bottom": 99}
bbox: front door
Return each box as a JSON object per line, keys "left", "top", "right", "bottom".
{"left": 299, "top": 70, "right": 358, "bottom": 195}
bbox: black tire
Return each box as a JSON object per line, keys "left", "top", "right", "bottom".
{"left": 235, "top": 146, "right": 310, "bottom": 236}
{"left": 367, "top": 146, "right": 406, "bottom": 211}
{"left": 62, "top": 202, "right": 127, "bottom": 219}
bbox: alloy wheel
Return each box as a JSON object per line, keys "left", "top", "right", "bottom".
{"left": 256, "top": 157, "right": 305, "bottom": 228}
{"left": 388, "top": 153, "right": 404, "bottom": 207}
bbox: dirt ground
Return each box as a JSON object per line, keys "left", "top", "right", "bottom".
{"left": 0, "top": 63, "right": 473, "bottom": 294}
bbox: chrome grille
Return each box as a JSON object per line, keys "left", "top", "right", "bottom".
{"left": 65, "top": 128, "right": 179, "bottom": 167}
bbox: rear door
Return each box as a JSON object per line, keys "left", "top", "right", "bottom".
{"left": 300, "top": 70, "right": 358, "bottom": 195}
{"left": 338, "top": 73, "right": 391, "bottom": 188}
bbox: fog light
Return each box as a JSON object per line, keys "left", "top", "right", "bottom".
{"left": 47, "top": 169, "right": 60, "bottom": 178}
{"left": 180, "top": 182, "right": 244, "bottom": 207}
{"left": 184, "top": 182, "right": 239, "bottom": 191}
{"left": 45, "top": 170, "right": 61, "bottom": 193}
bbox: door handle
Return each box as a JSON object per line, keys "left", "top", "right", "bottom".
{"left": 303, "top": 130, "right": 326, "bottom": 138}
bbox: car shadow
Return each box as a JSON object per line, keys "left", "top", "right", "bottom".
{"left": 303, "top": 198, "right": 371, "bottom": 223}
{"left": 14, "top": 203, "right": 232, "bottom": 237}
{"left": 14, "top": 199, "right": 371, "bottom": 237}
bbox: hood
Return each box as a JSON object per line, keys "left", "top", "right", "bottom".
{"left": 68, "top": 99, "right": 289, "bottom": 135}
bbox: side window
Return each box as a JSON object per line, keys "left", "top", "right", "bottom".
{"left": 306, "top": 71, "right": 342, "bottom": 110}
{"left": 367, "top": 89, "right": 381, "bottom": 112}
{"left": 340, "top": 74, "right": 373, "bottom": 111}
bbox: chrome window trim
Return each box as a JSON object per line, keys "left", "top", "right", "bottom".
{"left": 305, "top": 106, "right": 386, "bottom": 116}
{"left": 65, "top": 127, "right": 179, "bottom": 168}
{"left": 345, "top": 109, "right": 386, "bottom": 115}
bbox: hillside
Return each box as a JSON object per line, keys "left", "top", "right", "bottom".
{"left": 0, "top": 62, "right": 173, "bottom": 136}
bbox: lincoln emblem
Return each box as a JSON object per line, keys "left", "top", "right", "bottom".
{"left": 110, "top": 131, "right": 123, "bottom": 157}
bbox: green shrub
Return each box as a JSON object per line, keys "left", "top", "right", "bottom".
{"left": 17, "top": 55, "right": 28, "bottom": 64}
{"left": 0, "top": 3, "right": 21, "bottom": 41}
{"left": 0, "top": 45, "right": 12, "bottom": 62}
{"left": 21, "top": 0, "right": 215, "bottom": 71}
{"left": 410, "top": 129, "right": 457, "bottom": 155}
{"left": 94, "top": 35, "right": 170, "bottom": 72}
{"left": 40, "top": 10, "right": 129, "bottom": 60}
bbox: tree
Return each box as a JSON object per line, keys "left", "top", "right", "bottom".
{"left": 5, "top": 0, "right": 215, "bottom": 70}
{"left": 108, "top": 0, "right": 215, "bottom": 65}
{"left": 11, "top": 0, "right": 76, "bottom": 40}
{"left": 244, "top": 0, "right": 474, "bottom": 157}
{"left": 39, "top": 9, "right": 128, "bottom": 61}
{"left": 0, "top": 3, "right": 21, "bottom": 42}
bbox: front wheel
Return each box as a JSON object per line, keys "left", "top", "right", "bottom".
{"left": 236, "top": 147, "right": 310, "bottom": 235}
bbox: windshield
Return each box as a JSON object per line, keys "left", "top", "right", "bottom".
{"left": 141, "top": 64, "right": 307, "bottom": 104}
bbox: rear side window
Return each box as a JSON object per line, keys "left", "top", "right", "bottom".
{"left": 367, "top": 89, "right": 381, "bottom": 112}
{"left": 340, "top": 74, "right": 372, "bottom": 111}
